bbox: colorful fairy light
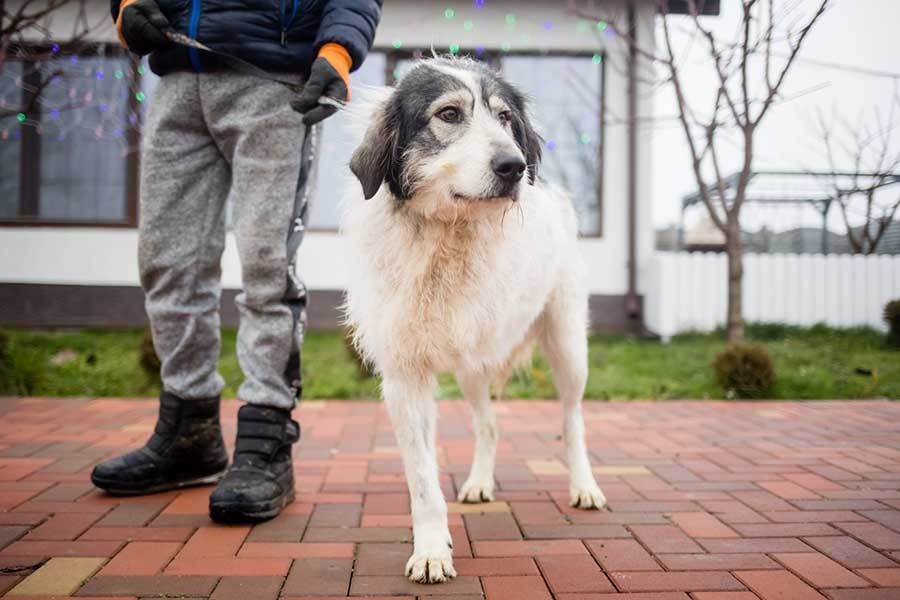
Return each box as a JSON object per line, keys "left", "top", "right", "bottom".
{"left": 444, "top": 7, "right": 455, "bottom": 19}
{"left": 463, "top": 20, "right": 474, "bottom": 31}
{"left": 500, "top": 41, "right": 511, "bottom": 52}
{"left": 547, "top": 140, "right": 557, "bottom": 151}
{"left": 504, "top": 14, "right": 516, "bottom": 29}
{"left": 16, "top": 113, "right": 26, "bottom": 123}
{"left": 473, "top": 0, "right": 484, "bottom": 6}
{"left": 449, "top": 43, "right": 460, "bottom": 54}
{"left": 592, "top": 54, "right": 602, "bottom": 65}
{"left": 596, "top": 20, "right": 608, "bottom": 32}
{"left": 135, "top": 91, "right": 146, "bottom": 102}
{"left": 392, "top": 39, "right": 402, "bottom": 49}
{"left": 580, "top": 133, "right": 591, "bottom": 144}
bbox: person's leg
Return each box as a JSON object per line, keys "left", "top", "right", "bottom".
{"left": 203, "top": 71, "right": 317, "bottom": 521}
{"left": 92, "top": 72, "right": 230, "bottom": 495}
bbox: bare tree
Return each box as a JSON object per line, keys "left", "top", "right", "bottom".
{"left": 816, "top": 92, "right": 900, "bottom": 254}
{"left": 575, "top": 0, "right": 829, "bottom": 341}
{"left": 1, "top": 0, "right": 102, "bottom": 119}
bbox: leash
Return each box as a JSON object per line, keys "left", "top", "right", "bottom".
{"left": 164, "top": 32, "right": 345, "bottom": 109}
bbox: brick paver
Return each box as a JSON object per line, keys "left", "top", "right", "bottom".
{"left": 0, "top": 397, "right": 898, "bottom": 599}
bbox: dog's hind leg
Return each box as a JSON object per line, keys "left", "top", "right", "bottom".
{"left": 456, "top": 371, "right": 497, "bottom": 503}
{"left": 382, "top": 374, "right": 456, "bottom": 583}
{"left": 538, "top": 286, "right": 607, "bottom": 510}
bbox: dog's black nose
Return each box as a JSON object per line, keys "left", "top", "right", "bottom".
{"left": 491, "top": 152, "right": 526, "bottom": 183}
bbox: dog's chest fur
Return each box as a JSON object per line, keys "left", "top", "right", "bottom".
{"left": 344, "top": 184, "right": 579, "bottom": 378}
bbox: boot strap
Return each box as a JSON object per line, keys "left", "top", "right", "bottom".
{"left": 234, "top": 417, "right": 299, "bottom": 457}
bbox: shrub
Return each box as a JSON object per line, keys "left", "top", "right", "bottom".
{"left": 138, "top": 328, "right": 161, "bottom": 380}
{"left": 884, "top": 299, "right": 900, "bottom": 347}
{"left": 712, "top": 342, "right": 775, "bottom": 399}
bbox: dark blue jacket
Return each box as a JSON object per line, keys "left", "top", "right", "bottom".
{"left": 111, "top": 0, "right": 382, "bottom": 77}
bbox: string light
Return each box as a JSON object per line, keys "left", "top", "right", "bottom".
{"left": 444, "top": 7, "right": 455, "bottom": 19}
{"left": 596, "top": 20, "right": 608, "bottom": 32}
{"left": 392, "top": 39, "right": 402, "bottom": 49}
{"left": 463, "top": 20, "right": 474, "bottom": 31}
{"left": 16, "top": 113, "right": 26, "bottom": 123}
{"left": 449, "top": 43, "right": 460, "bottom": 54}
{"left": 592, "top": 54, "right": 602, "bottom": 65}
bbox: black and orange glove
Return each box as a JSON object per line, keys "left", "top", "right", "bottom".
{"left": 291, "top": 43, "right": 352, "bottom": 125}
{"left": 116, "top": 0, "right": 172, "bottom": 55}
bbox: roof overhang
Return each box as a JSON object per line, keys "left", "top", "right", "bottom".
{"left": 663, "top": 1, "right": 721, "bottom": 16}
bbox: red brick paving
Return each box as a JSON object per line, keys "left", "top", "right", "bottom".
{"left": 0, "top": 398, "right": 898, "bottom": 599}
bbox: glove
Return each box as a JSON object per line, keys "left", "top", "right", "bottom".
{"left": 291, "top": 43, "right": 352, "bottom": 125}
{"left": 117, "top": 0, "right": 172, "bottom": 56}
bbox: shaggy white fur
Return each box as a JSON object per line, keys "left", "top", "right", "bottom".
{"left": 341, "top": 58, "right": 606, "bottom": 584}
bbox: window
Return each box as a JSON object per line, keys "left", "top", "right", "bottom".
{"left": 0, "top": 45, "right": 139, "bottom": 226}
{"left": 501, "top": 55, "right": 603, "bottom": 236}
{"left": 307, "top": 52, "right": 386, "bottom": 230}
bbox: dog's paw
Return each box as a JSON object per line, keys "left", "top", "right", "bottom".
{"left": 569, "top": 482, "right": 607, "bottom": 510}
{"left": 457, "top": 478, "right": 495, "bottom": 503}
{"left": 405, "top": 542, "right": 456, "bottom": 583}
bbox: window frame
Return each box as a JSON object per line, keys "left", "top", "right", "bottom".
{"left": 0, "top": 43, "right": 141, "bottom": 229}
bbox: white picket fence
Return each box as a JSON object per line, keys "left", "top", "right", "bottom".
{"left": 645, "top": 252, "right": 900, "bottom": 339}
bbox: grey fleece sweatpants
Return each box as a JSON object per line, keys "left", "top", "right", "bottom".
{"left": 139, "top": 71, "right": 317, "bottom": 410}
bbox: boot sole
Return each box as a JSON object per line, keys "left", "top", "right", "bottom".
{"left": 209, "top": 488, "right": 297, "bottom": 523}
{"left": 91, "top": 469, "right": 227, "bottom": 496}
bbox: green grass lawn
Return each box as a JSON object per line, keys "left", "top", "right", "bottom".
{"left": 0, "top": 324, "right": 897, "bottom": 400}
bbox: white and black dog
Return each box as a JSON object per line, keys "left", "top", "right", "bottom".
{"left": 342, "top": 57, "right": 606, "bottom": 583}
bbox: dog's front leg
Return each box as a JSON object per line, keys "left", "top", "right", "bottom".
{"left": 456, "top": 371, "right": 497, "bottom": 503}
{"left": 382, "top": 374, "right": 456, "bottom": 583}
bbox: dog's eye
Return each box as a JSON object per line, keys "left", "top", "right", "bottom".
{"left": 498, "top": 110, "right": 512, "bottom": 125}
{"left": 436, "top": 107, "right": 462, "bottom": 123}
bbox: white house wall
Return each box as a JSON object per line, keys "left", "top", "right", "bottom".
{"left": 2, "top": 0, "right": 658, "bottom": 326}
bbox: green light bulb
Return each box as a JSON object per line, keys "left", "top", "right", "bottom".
{"left": 444, "top": 7, "right": 454, "bottom": 19}
{"left": 16, "top": 113, "right": 26, "bottom": 123}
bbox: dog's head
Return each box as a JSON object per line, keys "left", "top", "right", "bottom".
{"left": 350, "top": 57, "right": 542, "bottom": 212}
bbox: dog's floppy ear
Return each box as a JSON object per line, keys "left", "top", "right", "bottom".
{"left": 350, "top": 106, "right": 397, "bottom": 200}
{"left": 514, "top": 110, "right": 543, "bottom": 184}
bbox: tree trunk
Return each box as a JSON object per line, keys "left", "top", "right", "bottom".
{"left": 725, "top": 221, "right": 744, "bottom": 342}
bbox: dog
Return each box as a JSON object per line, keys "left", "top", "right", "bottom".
{"left": 341, "top": 57, "right": 607, "bottom": 583}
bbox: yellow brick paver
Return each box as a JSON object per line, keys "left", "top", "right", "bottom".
{"left": 6, "top": 557, "right": 106, "bottom": 596}
{"left": 447, "top": 501, "right": 510, "bottom": 514}
{"left": 527, "top": 459, "right": 568, "bottom": 475}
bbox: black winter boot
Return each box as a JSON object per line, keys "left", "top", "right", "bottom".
{"left": 91, "top": 391, "right": 228, "bottom": 495}
{"left": 208, "top": 404, "right": 299, "bottom": 523}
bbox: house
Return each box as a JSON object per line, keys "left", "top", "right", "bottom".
{"left": 0, "top": 0, "right": 706, "bottom": 333}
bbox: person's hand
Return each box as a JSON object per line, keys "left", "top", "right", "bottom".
{"left": 291, "top": 44, "right": 352, "bottom": 125}
{"left": 117, "top": 0, "right": 173, "bottom": 56}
